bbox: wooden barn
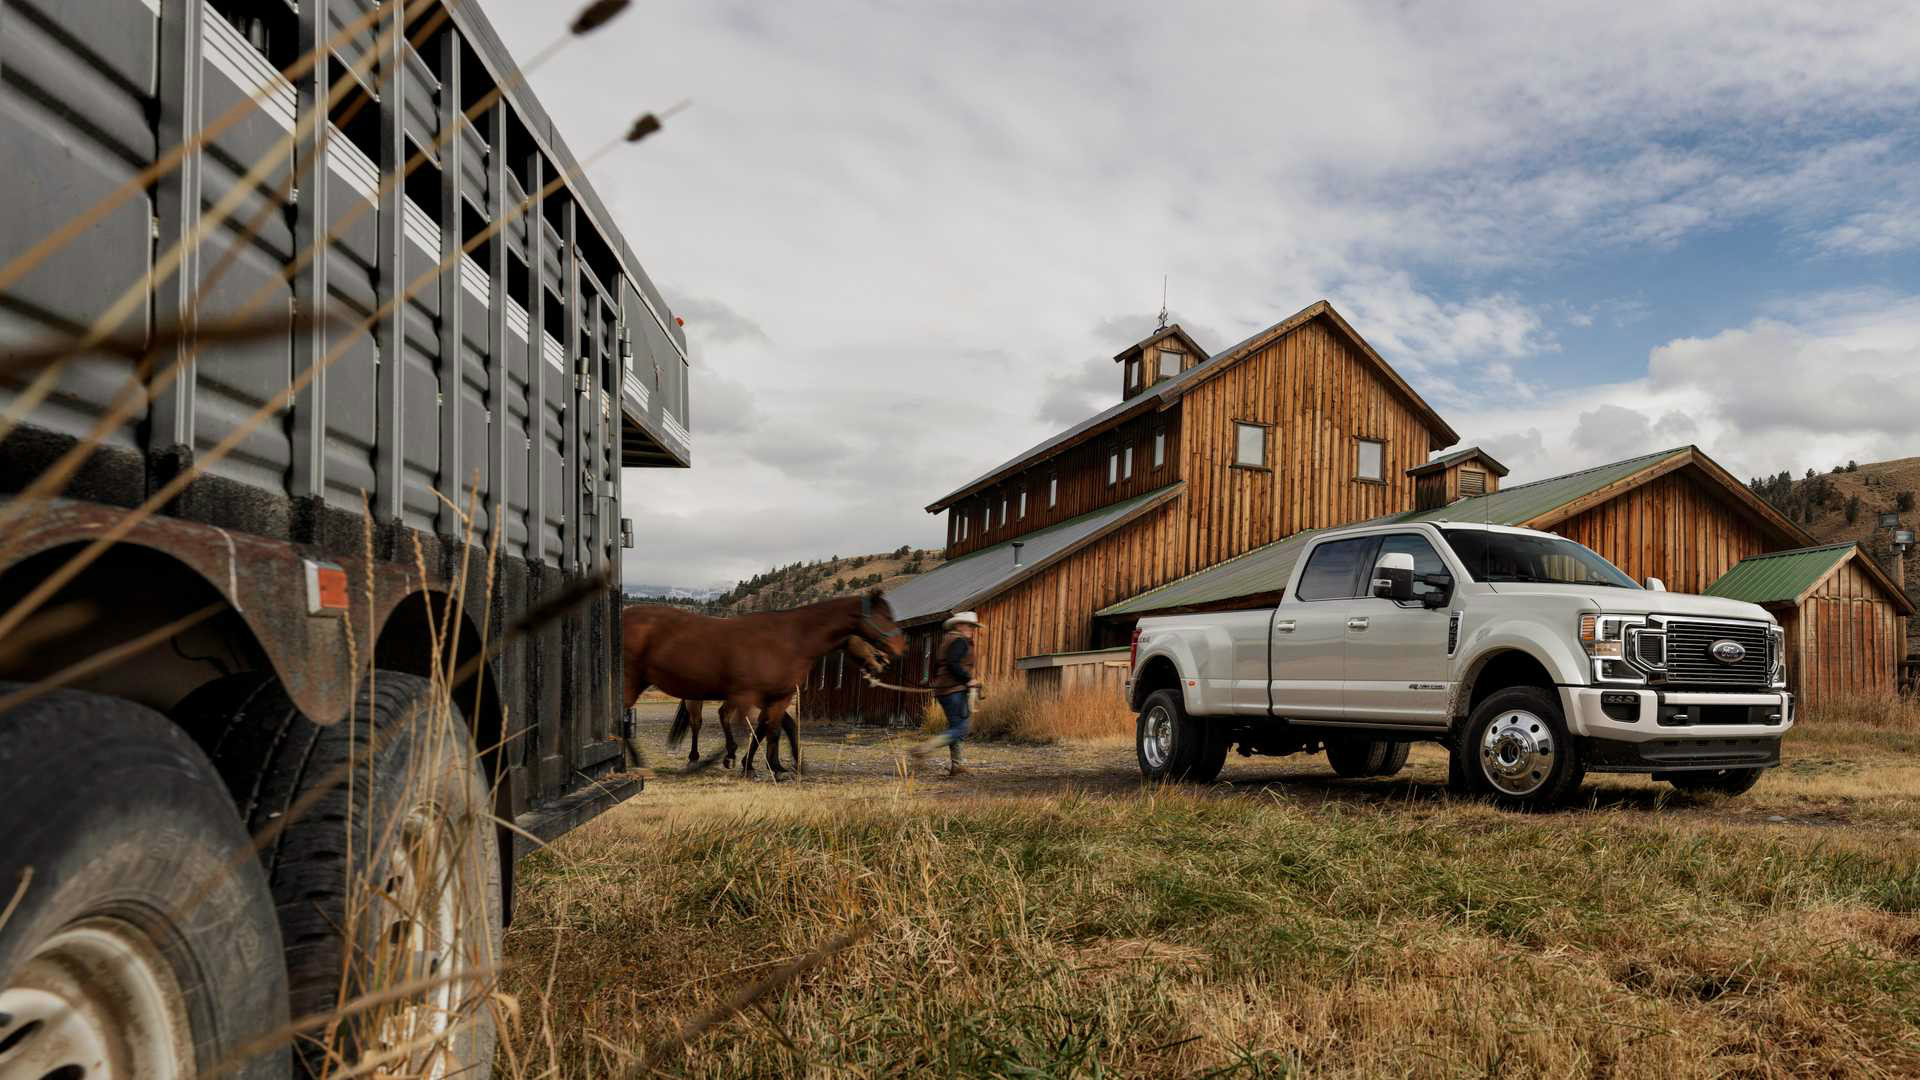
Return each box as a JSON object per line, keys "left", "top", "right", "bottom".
{"left": 799, "top": 299, "right": 1460, "bottom": 721}
{"left": 1098, "top": 445, "right": 1920, "bottom": 707}
{"left": 802, "top": 299, "right": 1906, "bottom": 722}
{"left": 1704, "top": 544, "right": 1914, "bottom": 710}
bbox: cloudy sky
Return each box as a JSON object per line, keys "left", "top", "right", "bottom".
{"left": 485, "top": 1, "right": 1920, "bottom": 589}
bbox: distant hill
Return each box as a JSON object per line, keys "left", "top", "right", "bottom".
{"left": 623, "top": 583, "right": 731, "bottom": 603}
{"left": 638, "top": 546, "right": 946, "bottom": 616}
{"left": 1747, "top": 455, "right": 1920, "bottom": 652}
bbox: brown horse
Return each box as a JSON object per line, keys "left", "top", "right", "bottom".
{"left": 673, "top": 633, "right": 887, "bottom": 773}
{"left": 621, "top": 591, "right": 905, "bottom": 778}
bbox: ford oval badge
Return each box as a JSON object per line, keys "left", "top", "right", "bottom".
{"left": 1710, "top": 639, "right": 1746, "bottom": 665}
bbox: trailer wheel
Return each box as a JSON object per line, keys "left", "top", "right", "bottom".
{"left": 1326, "top": 736, "right": 1392, "bottom": 777}
{"left": 1667, "top": 768, "right": 1763, "bottom": 797}
{"left": 1458, "top": 686, "right": 1585, "bottom": 809}
{"left": 0, "top": 686, "right": 289, "bottom": 1079}
{"left": 175, "top": 672, "right": 501, "bottom": 1078}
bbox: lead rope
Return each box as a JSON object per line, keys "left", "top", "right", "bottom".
{"left": 860, "top": 672, "right": 938, "bottom": 694}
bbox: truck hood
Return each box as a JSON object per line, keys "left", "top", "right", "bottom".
{"left": 1483, "top": 583, "right": 1774, "bottom": 623}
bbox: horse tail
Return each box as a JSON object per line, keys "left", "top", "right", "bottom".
{"left": 666, "top": 700, "right": 691, "bottom": 748}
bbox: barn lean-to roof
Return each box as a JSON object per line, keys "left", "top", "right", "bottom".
{"left": 886, "top": 482, "right": 1185, "bottom": 625}
{"left": 1097, "top": 445, "right": 1816, "bottom": 619}
{"left": 1705, "top": 543, "right": 1913, "bottom": 614}
{"left": 925, "top": 300, "right": 1459, "bottom": 513}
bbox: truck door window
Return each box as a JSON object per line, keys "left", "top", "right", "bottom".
{"left": 1295, "top": 537, "right": 1378, "bottom": 600}
{"left": 1376, "top": 533, "right": 1448, "bottom": 600}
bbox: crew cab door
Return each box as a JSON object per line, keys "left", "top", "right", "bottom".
{"left": 1344, "top": 531, "right": 1455, "bottom": 726}
{"left": 1268, "top": 536, "right": 1375, "bottom": 718}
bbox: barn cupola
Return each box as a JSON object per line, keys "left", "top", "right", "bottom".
{"left": 1111, "top": 324, "right": 1210, "bottom": 402}
{"left": 1408, "top": 446, "right": 1510, "bottom": 511}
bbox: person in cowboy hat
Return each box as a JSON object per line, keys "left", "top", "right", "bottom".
{"left": 912, "top": 610, "right": 982, "bottom": 775}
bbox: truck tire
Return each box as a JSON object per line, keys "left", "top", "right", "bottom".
{"left": 1667, "top": 768, "right": 1763, "bottom": 797}
{"left": 0, "top": 686, "right": 289, "bottom": 1079}
{"left": 1458, "top": 686, "right": 1585, "bottom": 809}
{"left": 1137, "top": 689, "right": 1191, "bottom": 781}
{"left": 1375, "top": 739, "right": 1411, "bottom": 777}
{"left": 1326, "top": 736, "right": 1392, "bottom": 778}
{"left": 1138, "top": 688, "right": 1226, "bottom": 782}
{"left": 1188, "top": 715, "right": 1230, "bottom": 784}
{"left": 174, "top": 672, "right": 501, "bottom": 1078}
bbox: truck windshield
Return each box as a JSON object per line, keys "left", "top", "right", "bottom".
{"left": 1439, "top": 529, "right": 1641, "bottom": 589}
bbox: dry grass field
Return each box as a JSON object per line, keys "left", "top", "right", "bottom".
{"left": 497, "top": 699, "right": 1920, "bottom": 1077}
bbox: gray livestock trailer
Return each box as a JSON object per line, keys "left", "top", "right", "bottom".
{"left": 0, "top": 0, "right": 688, "bottom": 1073}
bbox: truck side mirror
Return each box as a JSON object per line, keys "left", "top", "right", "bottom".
{"left": 1371, "top": 552, "right": 1415, "bottom": 602}
{"left": 1645, "top": 576, "right": 1666, "bottom": 592}
{"left": 1420, "top": 572, "right": 1454, "bottom": 609}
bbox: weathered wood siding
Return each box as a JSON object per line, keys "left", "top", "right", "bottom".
{"left": 968, "top": 500, "right": 1185, "bottom": 681}
{"left": 1780, "top": 558, "right": 1904, "bottom": 712}
{"left": 1547, "top": 468, "right": 1776, "bottom": 594}
{"left": 803, "top": 501, "right": 1186, "bottom": 719}
{"left": 1178, "top": 317, "right": 1439, "bottom": 569}
{"left": 1415, "top": 462, "right": 1499, "bottom": 511}
{"left": 944, "top": 408, "right": 1182, "bottom": 558}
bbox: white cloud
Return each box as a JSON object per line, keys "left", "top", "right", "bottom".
{"left": 469, "top": 1, "right": 1920, "bottom": 585}
{"left": 1448, "top": 292, "right": 1920, "bottom": 485}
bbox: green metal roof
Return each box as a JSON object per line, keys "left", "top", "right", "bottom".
{"left": 1703, "top": 543, "right": 1858, "bottom": 605}
{"left": 1098, "top": 447, "right": 1690, "bottom": 619}
{"left": 1396, "top": 447, "right": 1684, "bottom": 527}
{"left": 1097, "top": 526, "right": 1333, "bottom": 617}
{"left": 887, "top": 482, "right": 1183, "bottom": 622}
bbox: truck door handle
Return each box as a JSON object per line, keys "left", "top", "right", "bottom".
{"left": 1275, "top": 620, "right": 1296, "bottom": 633}
{"left": 1347, "top": 617, "right": 1369, "bottom": 631}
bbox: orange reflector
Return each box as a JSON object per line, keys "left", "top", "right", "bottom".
{"left": 305, "top": 560, "right": 349, "bottom": 615}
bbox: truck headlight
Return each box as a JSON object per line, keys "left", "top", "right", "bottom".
{"left": 1768, "top": 624, "right": 1785, "bottom": 687}
{"left": 1579, "top": 613, "right": 1642, "bottom": 659}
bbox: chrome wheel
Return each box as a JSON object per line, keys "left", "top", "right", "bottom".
{"left": 1142, "top": 705, "right": 1175, "bottom": 770}
{"left": 1480, "top": 709, "right": 1554, "bottom": 796}
{"left": 0, "top": 917, "right": 195, "bottom": 1079}
{"left": 371, "top": 805, "right": 466, "bottom": 1080}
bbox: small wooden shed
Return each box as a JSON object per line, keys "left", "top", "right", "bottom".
{"left": 1705, "top": 543, "right": 1914, "bottom": 712}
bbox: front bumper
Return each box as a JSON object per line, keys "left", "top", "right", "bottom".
{"left": 1561, "top": 686, "right": 1792, "bottom": 743}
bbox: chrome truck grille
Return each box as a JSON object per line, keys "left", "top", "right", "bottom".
{"left": 1659, "top": 618, "right": 1772, "bottom": 688}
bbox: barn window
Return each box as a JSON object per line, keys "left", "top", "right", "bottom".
{"left": 1459, "top": 468, "right": 1486, "bottom": 496}
{"left": 1108, "top": 449, "right": 1119, "bottom": 485}
{"left": 1125, "top": 358, "right": 1139, "bottom": 390}
{"left": 1018, "top": 488, "right": 1028, "bottom": 518}
{"left": 922, "top": 635, "right": 933, "bottom": 681}
{"left": 1001, "top": 497, "right": 1009, "bottom": 527}
{"left": 1123, "top": 446, "right": 1133, "bottom": 480}
{"left": 1049, "top": 474, "right": 1058, "bottom": 507}
{"left": 1153, "top": 429, "right": 1165, "bottom": 469}
{"left": 961, "top": 512, "right": 969, "bottom": 541}
{"left": 1234, "top": 422, "right": 1267, "bottom": 467}
{"left": 1356, "top": 438, "right": 1385, "bottom": 482}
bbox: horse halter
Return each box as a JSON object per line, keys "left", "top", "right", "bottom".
{"left": 856, "top": 593, "right": 901, "bottom": 652}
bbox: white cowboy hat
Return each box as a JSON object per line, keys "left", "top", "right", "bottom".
{"left": 944, "top": 611, "right": 982, "bottom": 629}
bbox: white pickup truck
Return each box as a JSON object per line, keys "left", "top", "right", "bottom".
{"left": 1125, "top": 521, "right": 1791, "bottom": 807}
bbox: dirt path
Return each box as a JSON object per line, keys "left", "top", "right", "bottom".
{"left": 622, "top": 703, "right": 1920, "bottom": 831}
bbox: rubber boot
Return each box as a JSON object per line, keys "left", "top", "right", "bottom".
{"left": 948, "top": 742, "right": 968, "bottom": 776}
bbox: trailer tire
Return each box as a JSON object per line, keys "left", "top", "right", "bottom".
{"left": 0, "top": 686, "right": 289, "bottom": 1079}
{"left": 1667, "top": 768, "right": 1763, "bottom": 797}
{"left": 174, "top": 672, "right": 501, "bottom": 1078}
{"left": 1326, "top": 736, "right": 1392, "bottom": 778}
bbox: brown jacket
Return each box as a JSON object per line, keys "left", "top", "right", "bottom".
{"left": 927, "top": 630, "right": 974, "bottom": 694}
